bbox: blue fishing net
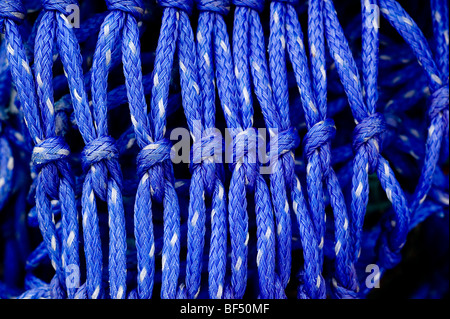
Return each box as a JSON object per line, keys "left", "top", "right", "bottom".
{"left": 0, "top": 0, "right": 448, "bottom": 299}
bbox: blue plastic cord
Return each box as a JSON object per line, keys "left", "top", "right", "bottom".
{"left": 115, "top": 0, "right": 158, "bottom": 300}
{"left": 219, "top": 0, "right": 276, "bottom": 299}
{"left": 192, "top": 0, "right": 228, "bottom": 299}
{"left": 378, "top": 0, "right": 449, "bottom": 218}
{"left": 267, "top": 0, "right": 325, "bottom": 299}
{"left": 141, "top": 0, "right": 194, "bottom": 299}
{"left": 269, "top": 0, "right": 356, "bottom": 298}
{"left": 42, "top": 0, "right": 128, "bottom": 299}
{"left": 322, "top": 0, "right": 410, "bottom": 275}
{"left": 1, "top": 0, "right": 82, "bottom": 299}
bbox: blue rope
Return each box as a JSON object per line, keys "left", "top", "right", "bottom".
{"left": 322, "top": 0, "right": 410, "bottom": 274}
{"left": 269, "top": 0, "right": 356, "bottom": 298}
{"left": 117, "top": 0, "right": 157, "bottom": 299}
{"left": 143, "top": 0, "right": 197, "bottom": 299}
{"left": 2, "top": 0, "right": 82, "bottom": 299}
{"left": 225, "top": 0, "right": 276, "bottom": 299}
{"left": 36, "top": 0, "right": 129, "bottom": 299}
{"left": 253, "top": 1, "right": 293, "bottom": 299}
{"left": 79, "top": 0, "right": 134, "bottom": 298}
{"left": 205, "top": 0, "right": 247, "bottom": 300}
{"left": 177, "top": 1, "right": 208, "bottom": 299}
{"left": 191, "top": 0, "right": 228, "bottom": 299}
{"left": 430, "top": 0, "right": 449, "bottom": 81}
{"left": 378, "top": 0, "right": 449, "bottom": 219}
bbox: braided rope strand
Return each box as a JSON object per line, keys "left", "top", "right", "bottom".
{"left": 2, "top": 1, "right": 83, "bottom": 299}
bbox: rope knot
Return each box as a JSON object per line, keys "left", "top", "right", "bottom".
{"left": 31, "top": 136, "right": 72, "bottom": 199}
{"left": 303, "top": 118, "right": 336, "bottom": 160}
{"left": 0, "top": 0, "right": 26, "bottom": 30}
{"left": 82, "top": 136, "right": 122, "bottom": 201}
{"left": 32, "top": 136, "right": 71, "bottom": 171}
{"left": 197, "top": 0, "right": 230, "bottom": 15}
{"left": 232, "top": 0, "right": 265, "bottom": 13}
{"left": 42, "top": 0, "right": 78, "bottom": 13}
{"left": 158, "top": 0, "right": 194, "bottom": 15}
{"left": 352, "top": 112, "right": 386, "bottom": 173}
{"left": 106, "top": 0, "right": 145, "bottom": 20}
{"left": 136, "top": 138, "right": 172, "bottom": 201}
{"left": 191, "top": 129, "right": 223, "bottom": 194}
{"left": 330, "top": 263, "right": 359, "bottom": 299}
{"left": 331, "top": 282, "right": 359, "bottom": 299}
{"left": 82, "top": 136, "right": 119, "bottom": 169}
{"left": 428, "top": 85, "right": 449, "bottom": 120}
{"left": 227, "top": 128, "right": 261, "bottom": 190}
{"left": 267, "top": 127, "right": 299, "bottom": 178}
{"left": 270, "top": 127, "right": 300, "bottom": 158}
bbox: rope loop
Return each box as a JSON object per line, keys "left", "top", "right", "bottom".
{"left": 352, "top": 112, "right": 386, "bottom": 173}
{"left": 331, "top": 282, "right": 359, "bottom": 299}
{"left": 136, "top": 138, "right": 172, "bottom": 201}
{"left": 271, "top": 127, "right": 300, "bottom": 159}
{"left": 267, "top": 127, "right": 299, "bottom": 180}
{"left": 303, "top": 118, "right": 336, "bottom": 160}
{"left": 31, "top": 137, "right": 72, "bottom": 199}
{"left": 32, "top": 136, "right": 71, "bottom": 171}
{"left": 191, "top": 129, "right": 223, "bottom": 194}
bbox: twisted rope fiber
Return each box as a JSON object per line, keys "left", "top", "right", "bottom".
{"left": 0, "top": 37, "right": 15, "bottom": 213}
{"left": 277, "top": 0, "right": 323, "bottom": 297}
{"left": 305, "top": 0, "right": 327, "bottom": 273}
{"left": 322, "top": 0, "right": 410, "bottom": 273}
{"left": 319, "top": 5, "right": 440, "bottom": 198}
{"left": 1, "top": 0, "right": 82, "bottom": 299}
{"left": 378, "top": 0, "right": 449, "bottom": 220}
{"left": 33, "top": 5, "right": 85, "bottom": 299}
{"left": 269, "top": 0, "right": 356, "bottom": 298}
{"left": 430, "top": 0, "right": 449, "bottom": 80}
{"left": 374, "top": 0, "right": 449, "bottom": 259}
{"left": 41, "top": 0, "right": 128, "bottom": 298}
